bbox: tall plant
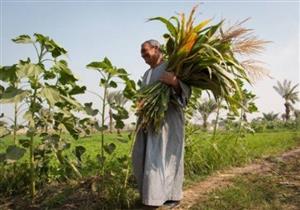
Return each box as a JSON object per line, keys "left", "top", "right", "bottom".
{"left": 107, "top": 90, "right": 129, "bottom": 133}
{"left": 0, "top": 34, "right": 88, "bottom": 198}
{"left": 86, "top": 57, "right": 135, "bottom": 176}
{"left": 273, "top": 79, "right": 299, "bottom": 121}
{"left": 196, "top": 98, "right": 218, "bottom": 130}
{"left": 0, "top": 64, "right": 28, "bottom": 144}
{"left": 262, "top": 112, "right": 279, "bottom": 121}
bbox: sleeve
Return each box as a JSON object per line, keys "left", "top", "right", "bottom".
{"left": 170, "top": 80, "right": 191, "bottom": 108}
{"left": 140, "top": 69, "right": 150, "bottom": 87}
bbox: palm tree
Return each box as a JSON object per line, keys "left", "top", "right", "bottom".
{"left": 196, "top": 98, "right": 218, "bottom": 130}
{"left": 262, "top": 112, "right": 279, "bottom": 121}
{"left": 294, "top": 109, "right": 300, "bottom": 120}
{"left": 273, "top": 80, "right": 299, "bottom": 121}
{"left": 107, "top": 90, "right": 128, "bottom": 133}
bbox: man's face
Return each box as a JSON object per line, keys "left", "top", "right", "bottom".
{"left": 141, "top": 43, "right": 159, "bottom": 66}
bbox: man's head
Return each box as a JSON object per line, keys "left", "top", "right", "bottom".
{"left": 141, "top": 39, "right": 162, "bottom": 67}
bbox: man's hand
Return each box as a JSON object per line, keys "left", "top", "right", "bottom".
{"left": 160, "top": 72, "right": 179, "bottom": 87}
{"left": 160, "top": 72, "right": 181, "bottom": 94}
{"left": 136, "top": 99, "right": 145, "bottom": 111}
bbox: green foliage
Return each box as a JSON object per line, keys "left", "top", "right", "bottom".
{"left": 4, "top": 145, "right": 26, "bottom": 163}
{"left": 0, "top": 163, "right": 31, "bottom": 196}
{"left": 0, "top": 114, "right": 10, "bottom": 138}
{"left": 273, "top": 79, "right": 299, "bottom": 121}
{"left": 138, "top": 7, "right": 266, "bottom": 132}
{"left": 184, "top": 128, "right": 300, "bottom": 179}
{"left": 0, "top": 33, "right": 89, "bottom": 198}
{"left": 86, "top": 57, "right": 137, "bottom": 198}
{"left": 0, "top": 130, "right": 299, "bottom": 208}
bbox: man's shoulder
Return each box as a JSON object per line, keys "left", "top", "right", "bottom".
{"left": 143, "top": 68, "right": 151, "bottom": 76}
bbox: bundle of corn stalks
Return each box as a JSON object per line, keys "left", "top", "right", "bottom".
{"left": 137, "top": 6, "right": 269, "bottom": 132}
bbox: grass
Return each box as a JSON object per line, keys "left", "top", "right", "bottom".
{"left": 190, "top": 146, "right": 300, "bottom": 210}
{"left": 0, "top": 131, "right": 132, "bottom": 174}
{"left": 191, "top": 175, "right": 285, "bottom": 210}
{"left": 0, "top": 129, "right": 299, "bottom": 209}
{"left": 1, "top": 130, "right": 300, "bottom": 178}
{"left": 184, "top": 130, "right": 300, "bottom": 180}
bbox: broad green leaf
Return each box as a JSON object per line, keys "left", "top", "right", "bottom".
{"left": 60, "top": 94, "right": 82, "bottom": 109}
{"left": 103, "top": 143, "right": 116, "bottom": 154}
{"left": 0, "top": 65, "right": 18, "bottom": 83}
{"left": 108, "top": 81, "right": 117, "bottom": 88}
{"left": 148, "top": 17, "right": 177, "bottom": 38}
{"left": 87, "top": 58, "right": 118, "bottom": 75}
{"left": 117, "top": 68, "right": 129, "bottom": 77}
{"left": 12, "top": 35, "right": 33, "bottom": 44}
{"left": 123, "top": 79, "right": 137, "bottom": 100}
{"left": 19, "top": 139, "right": 31, "bottom": 148}
{"left": 100, "top": 78, "right": 106, "bottom": 87}
{"left": 51, "top": 60, "right": 78, "bottom": 84}
{"left": 112, "top": 106, "right": 129, "bottom": 119}
{"left": 103, "top": 57, "right": 113, "bottom": 68}
{"left": 6, "top": 145, "right": 26, "bottom": 163}
{"left": 43, "top": 70, "right": 56, "bottom": 80}
{"left": 61, "top": 116, "right": 79, "bottom": 139}
{"left": 0, "top": 86, "right": 29, "bottom": 103}
{"left": 60, "top": 116, "right": 80, "bottom": 139}
{"left": 69, "top": 85, "right": 86, "bottom": 95}
{"left": 114, "top": 120, "right": 125, "bottom": 129}
{"left": 40, "top": 86, "right": 62, "bottom": 106}
{"left": 34, "top": 33, "right": 67, "bottom": 58}
{"left": 23, "top": 111, "right": 34, "bottom": 127}
{"left": 83, "top": 103, "right": 99, "bottom": 116}
{"left": 75, "top": 146, "right": 86, "bottom": 162}
{"left": 17, "top": 63, "right": 43, "bottom": 79}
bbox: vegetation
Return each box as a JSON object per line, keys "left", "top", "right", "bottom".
{"left": 190, "top": 145, "right": 300, "bottom": 210}
{"left": 137, "top": 6, "right": 268, "bottom": 132}
{"left": 273, "top": 79, "right": 299, "bottom": 121}
{"left": 195, "top": 98, "right": 218, "bottom": 130}
{"left": 0, "top": 6, "right": 299, "bottom": 210}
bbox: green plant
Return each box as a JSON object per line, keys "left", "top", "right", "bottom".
{"left": 273, "top": 79, "right": 299, "bottom": 121}
{"left": 137, "top": 6, "right": 267, "bottom": 132}
{"left": 0, "top": 33, "right": 89, "bottom": 198}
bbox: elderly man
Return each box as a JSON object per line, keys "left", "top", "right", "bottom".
{"left": 132, "top": 39, "right": 191, "bottom": 209}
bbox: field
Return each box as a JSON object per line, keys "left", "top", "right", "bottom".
{"left": 0, "top": 129, "right": 299, "bottom": 209}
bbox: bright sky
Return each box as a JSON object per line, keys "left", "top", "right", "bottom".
{"left": 1, "top": 0, "right": 299, "bottom": 123}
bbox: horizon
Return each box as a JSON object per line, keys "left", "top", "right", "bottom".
{"left": 1, "top": 0, "right": 299, "bottom": 124}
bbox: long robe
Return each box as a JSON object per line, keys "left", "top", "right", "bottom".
{"left": 132, "top": 62, "right": 191, "bottom": 206}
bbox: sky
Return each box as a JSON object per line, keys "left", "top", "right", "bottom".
{"left": 1, "top": 0, "right": 299, "bottom": 124}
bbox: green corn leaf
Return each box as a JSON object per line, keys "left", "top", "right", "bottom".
{"left": 148, "top": 17, "right": 177, "bottom": 38}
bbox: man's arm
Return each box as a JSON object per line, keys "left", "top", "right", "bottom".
{"left": 159, "top": 72, "right": 181, "bottom": 95}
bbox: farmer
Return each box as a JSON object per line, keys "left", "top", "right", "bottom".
{"left": 132, "top": 39, "right": 191, "bottom": 209}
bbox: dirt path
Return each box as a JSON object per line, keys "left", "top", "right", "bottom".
{"left": 169, "top": 147, "right": 300, "bottom": 210}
